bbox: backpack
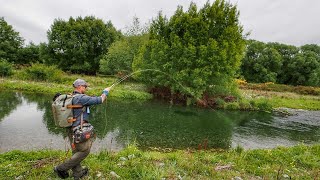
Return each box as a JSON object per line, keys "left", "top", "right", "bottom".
{"left": 52, "top": 93, "right": 84, "bottom": 128}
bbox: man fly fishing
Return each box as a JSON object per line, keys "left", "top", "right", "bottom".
{"left": 53, "top": 79, "right": 111, "bottom": 179}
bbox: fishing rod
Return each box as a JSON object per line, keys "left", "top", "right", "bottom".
{"left": 108, "top": 69, "right": 198, "bottom": 100}
{"left": 108, "top": 69, "right": 217, "bottom": 111}
{"left": 109, "top": 69, "right": 164, "bottom": 90}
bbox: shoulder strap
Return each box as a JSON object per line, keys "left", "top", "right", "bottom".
{"left": 80, "top": 106, "right": 86, "bottom": 130}
{"left": 71, "top": 94, "right": 84, "bottom": 108}
{"left": 72, "top": 94, "right": 86, "bottom": 129}
{"left": 62, "top": 95, "right": 68, "bottom": 107}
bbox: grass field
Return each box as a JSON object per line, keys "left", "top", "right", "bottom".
{"left": 1, "top": 144, "right": 319, "bottom": 179}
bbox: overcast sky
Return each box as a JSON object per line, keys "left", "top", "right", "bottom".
{"left": 1, "top": 0, "right": 319, "bottom": 46}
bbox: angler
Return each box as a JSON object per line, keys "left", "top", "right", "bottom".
{"left": 53, "top": 78, "right": 111, "bottom": 179}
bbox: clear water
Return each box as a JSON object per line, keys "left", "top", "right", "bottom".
{"left": 0, "top": 91, "right": 319, "bottom": 153}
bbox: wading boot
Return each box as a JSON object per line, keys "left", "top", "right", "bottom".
{"left": 53, "top": 166, "right": 69, "bottom": 179}
{"left": 74, "top": 167, "right": 89, "bottom": 180}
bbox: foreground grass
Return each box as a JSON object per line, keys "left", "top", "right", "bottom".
{"left": 1, "top": 144, "right": 319, "bottom": 179}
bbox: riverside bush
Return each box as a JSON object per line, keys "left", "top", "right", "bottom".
{"left": 215, "top": 97, "right": 225, "bottom": 108}
{"left": 100, "top": 34, "right": 148, "bottom": 75}
{"left": 19, "top": 63, "right": 65, "bottom": 82}
{"left": 225, "top": 101, "right": 240, "bottom": 110}
{"left": 0, "top": 59, "right": 13, "bottom": 77}
{"left": 133, "top": 0, "right": 246, "bottom": 99}
{"left": 239, "top": 99, "right": 252, "bottom": 110}
{"left": 256, "top": 99, "right": 273, "bottom": 112}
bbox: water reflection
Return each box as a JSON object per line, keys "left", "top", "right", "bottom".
{"left": 0, "top": 91, "right": 319, "bottom": 153}
{"left": 0, "top": 91, "right": 22, "bottom": 122}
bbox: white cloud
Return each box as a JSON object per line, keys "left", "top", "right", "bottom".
{"left": 1, "top": 0, "right": 319, "bottom": 46}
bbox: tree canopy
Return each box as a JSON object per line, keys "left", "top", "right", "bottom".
{"left": 0, "top": 17, "right": 24, "bottom": 63}
{"left": 241, "top": 40, "right": 282, "bottom": 83}
{"left": 100, "top": 17, "right": 149, "bottom": 75}
{"left": 133, "top": 0, "right": 246, "bottom": 98}
{"left": 46, "top": 16, "right": 121, "bottom": 74}
{"left": 241, "top": 40, "right": 320, "bottom": 86}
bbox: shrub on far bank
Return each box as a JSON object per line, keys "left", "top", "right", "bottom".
{"left": 238, "top": 99, "right": 252, "bottom": 110}
{"left": 215, "top": 97, "right": 226, "bottom": 109}
{"left": 254, "top": 98, "right": 273, "bottom": 112}
{"left": 15, "top": 63, "right": 66, "bottom": 83}
{"left": 221, "top": 98, "right": 272, "bottom": 112}
{"left": 0, "top": 59, "right": 14, "bottom": 77}
{"left": 225, "top": 102, "right": 240, "bottom": 110}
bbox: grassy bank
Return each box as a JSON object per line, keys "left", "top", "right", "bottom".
{"left": 239, "top": 83, "right": 320, "bottom": 110}
{"left": 1, "top": 144, "right": 319, "bottom": 179}
{"left": 0, "top": 75, "right": 152, "bottom": 101}
{"left": 1, "top": 74, "right": 320, "bottom": 110}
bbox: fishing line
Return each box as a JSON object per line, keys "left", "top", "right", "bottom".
{"left": 100, "top": 69, "right": 217, "bottom": 151}
{"left": 109, "top": 69, "right": 197, "bottom": 98}
{"left": 110, "top": 68, "right": 217, "bottom": 111}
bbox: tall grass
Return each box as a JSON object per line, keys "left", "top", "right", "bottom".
{"left": 14, "top": 63, "right": 66, "bottom": 83}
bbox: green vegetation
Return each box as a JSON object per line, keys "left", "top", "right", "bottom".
{"left": 238, "top": 81, "right": 320, "bottom": 110}
{"left": 1, "top": 3, "right": 319, "bottom": 180}
{"left": 241, "top": 40, "right": 320, "bottom": 86}
{"left": 99, "top": 34, "right": 148, "bottom": 76}
{"left": 0, "top": 75, "right": 152, "bottom": 101}
{"left": 14, "top": 63, "right": 65, "bottom": 82}
{"left": 134, "top": 0, "right": 246, "bottom": 99}
{"left": 46, "top": 16, "right": 121, "bottom": 74}
{"left": 0, "top": 17, "right": 24, "bottom": 63}
{"left": 270, "top": 97, "right": 320, "bottom": 110}
{"left": 240, "top": 89, "right": 320, "bottom": 110}
{"left": 1, "top": 2, "right": 320, "bottom": 89}
{"left": 1, "top": 72, "right": 320, "bottom": 110}
{"left": 99, "top": 17, "right": 149, "bottom": 76}
{"left": 0, "top": 144, "right": 319, "bottom": 179}
{"left": 1, "top": 1, "right": 319, "bottom": 111}
{"left": 239, "top": 82, "right": 320, "bottom": 96}
{"left": 17, "top": 42, "right": 41, "bottom": 64}
{"left": 0, "top": 59, "right": 14, "bottom": 76}
{"left": 241, "top": 40, "right": 282, "bottom": 83}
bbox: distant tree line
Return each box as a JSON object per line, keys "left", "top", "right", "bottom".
{"left": 0, "top": 16, "right": 121, "bottom": 75}
{"left": 241, "top": 40, "right": 320, "bottom": 86}
{"left": 0, "top": 17, "right": 40, "bottom": 65}
{"left": 1, "top": 0, "right": 319, "bottom": 95}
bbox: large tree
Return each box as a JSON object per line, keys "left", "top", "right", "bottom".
{"left": 241, "top": 40, "right": 282, "bottom": 83}
{"left": 47, "top": 16, "right": 121, "bottom": 74}
{"left": 300, "top": 44, "right": 320, "bottom": 56}
{"left": 133, "top": 0, "right": 246, "bottom": 98}
{"left": 241, "top": 40, "right": 320, "bottom": 86}
{"left": 268, "top": 42, "right": 299, "bottom": 84}
{"left": 0, "top": 17, "right": 24, "bottom": 63}
{"left": 17, "top": 42, "right": 40, "bottom": 64}
{"left": 99, "top": 17, "right": 149, "bottom": 75}
{"left": 285, "top": 51, "right": 320, "bottom": 86}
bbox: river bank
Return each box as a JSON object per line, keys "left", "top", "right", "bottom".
{"left": 1, "top": 77, "right": 319, "bottom": 179}
{"left": 1, "top": 144, "right": 319, "bottom": 179}
{"left": 1, "top": 75, "right": 319, "bottom": 111}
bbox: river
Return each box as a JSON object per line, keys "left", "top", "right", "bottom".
{"left": 0, "top": 91, "right": 319, "bottom": 153}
